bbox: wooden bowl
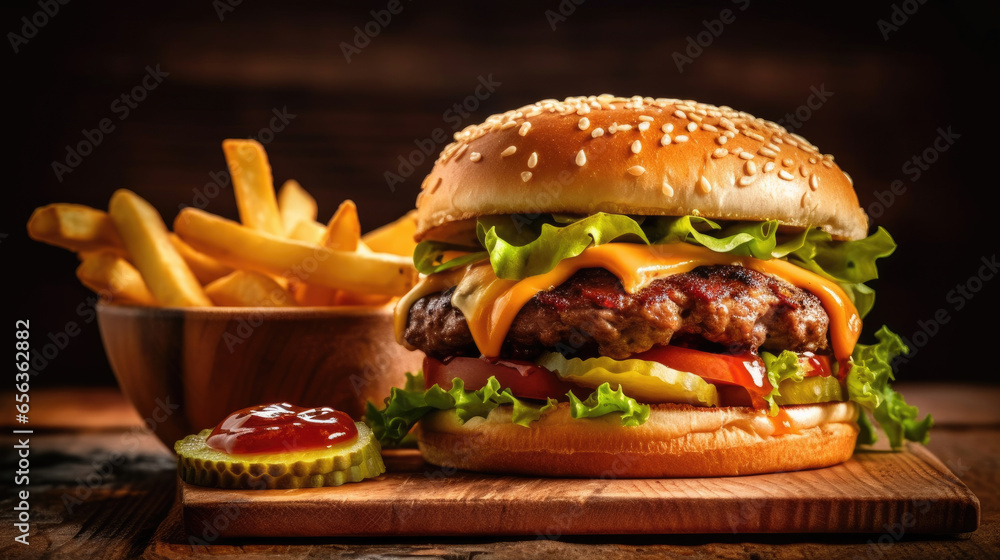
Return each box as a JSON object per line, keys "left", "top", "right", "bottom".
{"left": 96, "top": 302, "right": 423, "bottom": 449}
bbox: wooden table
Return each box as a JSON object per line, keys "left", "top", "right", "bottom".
{"left": 2, "top": 383, "right": 998, "bottom": 559}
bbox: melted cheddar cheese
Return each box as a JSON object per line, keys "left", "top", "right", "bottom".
{"left": 395, "top": 243, "right": 861, "bottom": 361}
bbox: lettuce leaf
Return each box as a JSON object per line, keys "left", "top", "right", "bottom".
{"left": 567, "top": 382, "right": 650, "bottom": 427}
{"left": 364, "top": 374, "right": 557, "bottom": 446}
{"left": 646, "top": 215, "right": 783, "bottom": 259}
{"left": 760, "top": 350, "right": 809, "bottom": 416}
{"left": 413, "top": 241, "right": 487, "bottom": 275}
{"left": 783, "top": 227, "right": 896, "bottom": 318}
{"left": 846, "top": 326, "right": 933, "bottom": 448}
{"left": 476, "top": 214, "right": 648, "bottom": 280}
{"left": 364, "top": 373, "right": 650, "bottom": 446}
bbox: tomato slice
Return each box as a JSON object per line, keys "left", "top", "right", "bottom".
{"left": 634, "top": 346, "right": 772, "bottom": 408}
{"left": 423, "top": 356, "right": 582, "bottom": 401}
{"left": 633, "top": 346, "right": 834, "bottom": 409}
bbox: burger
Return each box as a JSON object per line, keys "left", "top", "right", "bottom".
{"left": 366, "top": 94, "right": 931, "bottom": 477}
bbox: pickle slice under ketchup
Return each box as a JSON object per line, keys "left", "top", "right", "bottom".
{"left": 174, "top": 421, "right": 385, "bottom": 489}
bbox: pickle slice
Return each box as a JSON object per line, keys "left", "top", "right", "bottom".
{"left": 174, "top": 421, "right": 385, "bottom": 489}
{"left": 773, "top": 375, "right": 844, "bottom": 406}
{"left": 538, "top": 352, "right": 719, "bottom": 407}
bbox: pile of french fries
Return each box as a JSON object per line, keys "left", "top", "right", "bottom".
{"left": 27, "top": 139, "right": 419, "bottom": 308}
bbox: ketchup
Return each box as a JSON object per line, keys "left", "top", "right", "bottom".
{"left": 206, "top": 403, "right": 358, "bottom": 455}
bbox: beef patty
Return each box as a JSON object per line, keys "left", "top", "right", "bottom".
{"left": 404, "top": 265, "right": 830, "bottom": 360}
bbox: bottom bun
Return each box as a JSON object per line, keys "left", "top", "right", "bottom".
{"left": 417, "top": 401, "right": 859, "bottom": 477}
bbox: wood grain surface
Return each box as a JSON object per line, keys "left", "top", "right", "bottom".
{"left": 180, "top": 443, "right": 979, "bottom": 538}
{"left": 2, "top": 384, "right": 998, "bottom": 560}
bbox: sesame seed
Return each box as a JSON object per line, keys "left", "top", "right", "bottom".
{"left": 782, "top": 158, "right": 794, "bottom": 167}
{"left": 844, "top": 172, "right": 854, "bottom": 186}
{"left": 631, "top": 140, "right": 642, "bottom": 154}
{"left": 592, "top": 128, "right": 605, "bottom": 138}
{"left": 674, "top": 110, "right": 686, "bottom": 119}
{"left": 454, "top": 144, "right": 468, "bottom": 159}
{"left": 717, "top": 136, "right": 728, "bottom": 145}
{"left": 501, "top": 121, "right": 518, "bottom": 130}
{"left": 799, "top": 165, "right": 809, "bottom": 177}
{"left": 702, "top": 124, "right": 718, "bottom": 132}
{"left": 712, "top": 148, "right": 728, "bottom": 158}
{"left": 809, "top": 174, "right": 819, "bottom": 190}
{"left": 660, "top": 134, "right": 671, "bottom": 146}
{"left": 764, "top": 161, "right": 776, "bottom": 173}
{"left": 674, "top": 135, "right": 689, "bottom": 143}
{"left": 608, "top": 123, "right": 618, "bottom": 134}
{"left": 521, "top": 171, "right": 532, "bottom": 182}
{"left": 639, "top": 115, "right": 655, "bottom": 122}
{"left": 663, "top": 180, "right": 675, "bottom": 197}
{"left": 638, "top": 121, "right": 650, "bottom": 132}
{"left": 578, "top": 117, "right": 590, "bottom": 130}
{"left": 779, "top": 170, "right": 795, "bottom": 181}
{"left": 698, "top": 176, "right": 712, "bottom": 193}
{"left": 519, "top": 122, "right": 531, "bottom": 137}
{"left": 470, "top": 152, "right": 482, "bottom": 162}
{"left": 686, "top": 122, "right": 697, "bottom": 132}
{"left": 759, "top": 147, "right": 778, "bottom": 158}
{"left": 689, "top": 113, "right": 703, "bottom": 123}
{"left": 745, "top": 131, "right": 766, "bottom": 142}
{"left": 772, "top": 137, "right": 784, "bottom": 144}
{"left": 618, "top": 124, "right": 633, "bottom": 131}
{"left": 822, "top": 160, "right": 833, "bottom": 168}
{"left": 501, "top": 146, "right": 517, "bottom": 157}
{"left": 527, "top": 152, "right": 538, "bottom": 169}
{"left": 576, "top": 150, "right": 587, "bottom": 166}
{"left": 662, "top": 123, "right": 674, "bottom": 133}
{"left": 738, "top": 176, "right": 754, "bottom": 187}
{"left": 809, "top": 157, "right": 818, "bottom": 164}
{"left": 791, "top": 132, "right": 811, "bottom": 145}
{"left": 739, "top": 151, "right": 754, "bottom": 160}
{"left": 627, "top": 165, "right": 645, "bottom": 176}
{"left": 745, "top": 161, "right": 757, "bottom": 175}
{"left": 800, "top": 192, "right": 810, "bottom": 208}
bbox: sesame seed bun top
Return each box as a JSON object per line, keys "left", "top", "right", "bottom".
{"left": 414, "top": 94, "right": 868, "bottom": 242}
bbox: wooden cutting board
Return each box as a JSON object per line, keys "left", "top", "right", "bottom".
{"left": 180, "top": 444, "right": 979, "bottom": 538}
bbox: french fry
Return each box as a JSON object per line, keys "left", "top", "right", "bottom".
{"left": 75, "top": 251, "right": 156, "bottom": 306}
{"left": 277, "top": 179, "right": 318, "bottom": 235}
{"left": 361, "top": 210, "right": 418, "bottom": 256}
{"left": 108, "top": 189, "right": 212, "bottom": 307}
{"left": 289, "top": 220, "right": 326, "bottom": 244}
{"left": 174, "top": 207, "right": 417, "bottom": 296}
{"left": 168, "top": 233, "right": 233, "bottom": 285}
{"left": 205, "top": 270, "right": 296, "bottom": 307}
{"left": 357, "top": 240, "right": 375, "bottom": 254}
{"left": 27, "top": 204, "right": 126, "bottom": 254}
{"left": 222, "top": 139, "right": 284, "bottom": 236}
{"left": 298, "top": 200, "right": 361, "bottom": 306}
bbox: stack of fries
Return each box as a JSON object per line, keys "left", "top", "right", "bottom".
{"left": 27, "top": 139, "right": 419, "bottom": 308}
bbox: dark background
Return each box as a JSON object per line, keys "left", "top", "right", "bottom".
{"left": 4, "top": 0, "right": 996, "bottom": 387}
